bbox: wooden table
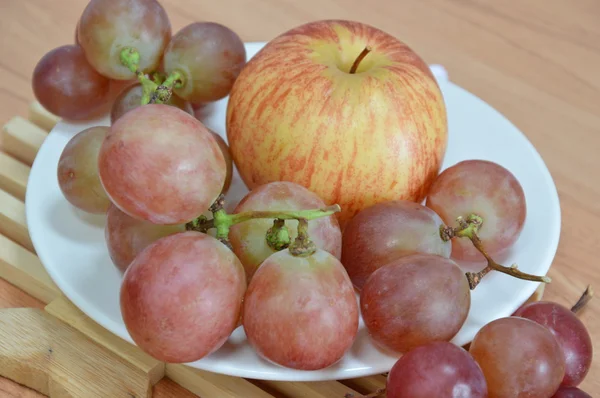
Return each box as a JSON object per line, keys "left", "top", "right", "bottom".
{"left": 1, "top": 0, "right": 599, "bottom": 396}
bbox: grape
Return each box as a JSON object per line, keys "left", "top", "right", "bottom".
{"left": 229, "top": 182, "right": 342, "bottom": 280}
{"left": 120, "top": 231, "right": 246, "bottom": 362}
{"left": 360, "top": 254, "right": 470, "bottom": 353}
{"left": 78, "top": 0, "right": 171, "bottom": 80}
{"left": 57, "top": 126, "right": 110, "bottom": 213}
{"left": 243, "top": 249, "right": 358, "bottom": 370}
{"left": 209, "top": 132, "right": 233, "bottom": 194}
{"left": 341, "top": 200, "right": 451, "bottom": 290}
{"left": 98, "top": 104, "right": 226, "bottom": 224}
{"left": 469, "top": 317, "right": 565, "bottom": 398}
{"left": 110, "top": 84, "right": 193, "bottom": 123}
{"left": 105, "top": 205, "right": 185, "bottom": 272}
{"left": 514, "top": 301, "right": 593, "bottom": 387}
{"left": 552, "top": 387, "right": 592, "bottom": 398}
{"left": 32, "top": 45, "right": 111, "bottom": 120}
{"left": 386, "top": 342, "right": 487, "bottom": 398}
{"left": 163, "top": 22, "right": 246, "bottom": 103}
{"left": 426, "top": 160, "right": 526, "bottom": 263}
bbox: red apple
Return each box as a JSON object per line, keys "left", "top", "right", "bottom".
{"left": 226, "top": 20, "right": 447, "bottom": 226}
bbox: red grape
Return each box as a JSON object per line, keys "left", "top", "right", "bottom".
{"left": 470, "top": 317, "right": 565, "bottom": 398}
{"left": 341, "top": 200, "right": 451, "bottom": 289}
{"left": 32, "top": 45, "right": 110, "bottom": 120}
{"left": 57, "top": 126, "right": 110, "bottom": 213}
{"left": 163, "top": 22, "right": 246, "bottom": 103}
{"left": 120, "top": 231, "right": 246, "bottom": 362}
{"left": 386, "top": 342, "right": 487, "bottom": 398}
{"left": 426, "top": 160, "right": 526, "bottom": 263}
{"left": 209, "top": 132, "right": 233, "bottom": 195}
{"left": 105, "top": 205, "right": 184, "bottom": 272}
{"left": 98, "top": 104, "right": 226, "bottom": 224}
{"left": 229, "top": 182, "right": 342, "bottom": 281}
{"left": 552, "top": 387, "right": 592, "bottom": 398}
{"left": 110, "top": 84, "right": 193, "bottom": 123}
{"left": 78, "top": 0, "right": 171, "bottom": 80}
{"left": 514, "top": 301, "right": 593, "bottom": 387}
{"left": 360, "top": 254, "right": 470, "bottom": 353}
{"left": 243, "top": 249, "right": 358, "bottom": 370}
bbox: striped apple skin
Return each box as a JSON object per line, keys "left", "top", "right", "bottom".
{"left": 226, "top": 20, "right": 447, "bottom": 226}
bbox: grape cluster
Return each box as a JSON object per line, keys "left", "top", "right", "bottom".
{"left": 34, "top": 1, "right": 593, "bottom": 396}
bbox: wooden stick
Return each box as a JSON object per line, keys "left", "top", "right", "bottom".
{"left": 0, "top": 151, "right": 29, "bottom": 201}
{"left": 0, "top": 188, "right": 34, "bottom": 252}
{"left": 253, "top": 379, "right": 360, "bottom": 398}
{"left": 28, "top": 101, "right": 60, "bottom": 132}
{"left": 1, "top": 116, "right": 47, "bottom": 166}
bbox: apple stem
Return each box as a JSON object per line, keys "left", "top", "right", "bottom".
{"left": 186, "top": 194, "right": 341, "bottom": 251}
{"left": 571, "top": 285, "right": 594, "bottom": 315}
{"left": 349, "top": 46, "right": 372, "bottom": 74}
{"left": 441, "top": 215, "right": 552, "bottom": 289}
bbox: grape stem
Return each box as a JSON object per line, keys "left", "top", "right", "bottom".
{"left": 288, "top": 219, "right": 317, "bottom": 257}
{"left": 441, "top": 214, "right": 552, "bottom": 289}
{"left": 344, "top": 388, "right": 386, "bottom": 398}
{"left": 266, "top": 219, "right": 291, "bottom": 251}
{"left": 186, "top": 194, "right": 341, "bottom": 251}
{"left": 119, "top": 48, "right": 183, "bottom": 105}
{"left": 571, "top": 285, "right": 594, "bottom": 314}
{"left": 349, "top": 46, "right": 372, "bottom": 74}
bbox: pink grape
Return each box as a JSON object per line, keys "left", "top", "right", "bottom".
{"left": 229, "top": 182, "right": 342, "bottom": 281}
{"left": 426, "top": 160, "right": 526, "bottom": 263}
{"left": 120, "top": 231, "right": 246, "bottom": 362}
{"left": 98, "top": 105, "right": 226, "bottom": 224}
{"left": 163, "top": 22, "right": 246, "bottom": 103}
{"left": 360, "top": 254, "right": 470, "bottom": 353}
{"left": 110, "top": 84, "right": 193, "bottom": 123}
{"left": 78, "top": 0, "right": 171, "bottom": 80}
{"left": 514, "top": 301, "right": 593, "bottom": 387}
{"left": 105, "top": 205, "right": 184, "bottom": 272}
{"left": 243, "top": 249, "right": 358, "bottom": 370}
{"left": 552, "top": 387, "right": 592, "bottom": 398}
{"left": 209, "top": 132, "right": 233, "bottom": 195}
{"left": 32, "top": 45, "right": 110, "bottom": 120}
{"left": 57, "top": 126, "right": 110, "bottom": 213}
{"left": 469, "top": 317, "right": 565, "bottom": 398}
{"left": 386, "top": 342, "right": 487, "bottom": 398}
{"left": 341, "top": 200, "right": 451, "bottom": 289}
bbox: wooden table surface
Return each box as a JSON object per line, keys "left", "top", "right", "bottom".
{"left": 1, "top": 0, "right": 599, "bottom": 396}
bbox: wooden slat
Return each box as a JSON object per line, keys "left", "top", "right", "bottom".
{"left": 165, "top": 364, "right": 275, "bottom": 398}
{"left": 28, "top": 101, "right": 60, "bottom": 132}
{"left": 1, "top": 117, "right": 47, "bottom": 165}
{"left": 339, "top": 375, "right": 387, "bottom": 395}
{"left": 45, "top": 297, "right": 165, "bottom": 386}
{"left": 0, "top": 151, "right": 29, "bottom": 201}
{"left": 253, "top": 380, "right": 360, "bottom": 398}
{"left": 0, "top": 188, "right": 33, "bottom": 252}
{"left": 0, "top": 308, "right": 151, "bottom": 398}
{"left": 0, "top": 234, "right": 59, "bottom": 304}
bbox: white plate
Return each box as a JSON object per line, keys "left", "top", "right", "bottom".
{"left": 26, "top": 42, "right": 561, "bottom": 381}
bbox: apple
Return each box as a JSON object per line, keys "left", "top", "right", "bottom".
{"left": 226, "top": 20, "right": 448, "bottom": 226}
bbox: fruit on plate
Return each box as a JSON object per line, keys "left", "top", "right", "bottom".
{"left": 426, "top": 159, "right": 526, "bottom": 264}
{"left": 386, "top": 342, "right": 487, "bottom": 398}
{"left": 57, "top": 126, "right": 111, "bottom": 213}
{"left": 360, "top": 254, "right": 470, "bottom": 353}
{"left": 226, "top": 19, "right": 448, "bottom": 226}
{"left": 341, "top": 200, "right": 451, "bottom": 289}
{"left": 469, "top": 317, "right": 565, "bottom": 398}
{"left": 77, "top": 0, "right": 172, "bottom": 80}
{"left": 243, "top": 222, "right": 358, "bottom": 370}
{"left": 98, "top": 104, "right": 226, "bottom": 224}
{"left": 120, "top": 231, "right": 246, "bottom": 363}
{"left": 229, "top": 181, "right": 342, "bottom": 280}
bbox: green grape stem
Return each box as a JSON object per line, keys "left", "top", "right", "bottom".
{"left": 288, "top": 218, "right": 318, "bottom": 257}
{"left": 186, "top": 194, "right": 341, "bottom": 253}
{"left": 266, "top": 219, "right": 291, "bottom": 251}
{"left": 119, "top": 48, "right": 183, "bottom": 105}
{"left": 441, "top": 214, "right": 552, "bottom": 289}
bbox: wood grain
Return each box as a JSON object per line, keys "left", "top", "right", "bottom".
{"left": 0, "top": 0, "right": 599, "bottom": 396}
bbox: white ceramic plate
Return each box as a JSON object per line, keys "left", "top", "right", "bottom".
{"left": 26, "top": 42, "right": 561, "bottom": 381}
